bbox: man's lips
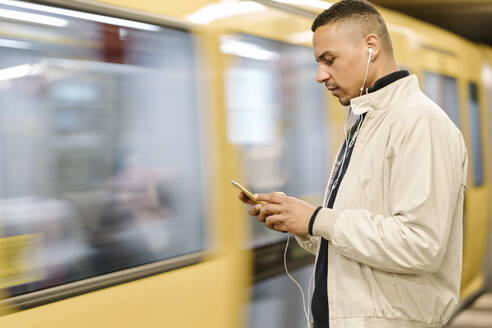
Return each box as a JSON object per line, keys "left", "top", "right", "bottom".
{"left": 327, "top": 86, "right": 338, "bottom": 94}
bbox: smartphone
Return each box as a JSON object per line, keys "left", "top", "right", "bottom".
{"left": 232, "top": 180, "right": 285, "bottom": 232}
{"left": 231, "top": 180, "right": 261, "bottom": 205}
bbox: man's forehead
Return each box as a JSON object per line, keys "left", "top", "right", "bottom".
{"left": 313, "top": 22, "right": 360, "bottom": 57}
{"left": 313, "top": 23, "right": 340, "bottom": 57}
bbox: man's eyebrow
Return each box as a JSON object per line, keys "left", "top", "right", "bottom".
{"left": 316, "top": 50, "right": 333, "bottom": 61}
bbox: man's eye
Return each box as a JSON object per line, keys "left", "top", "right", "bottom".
{"left": 324, "top": 58, "right": 334, "bottom": 65}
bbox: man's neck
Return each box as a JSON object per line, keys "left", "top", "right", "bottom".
{"left": 366, "top": 59, "right": 399, "bottom": 90}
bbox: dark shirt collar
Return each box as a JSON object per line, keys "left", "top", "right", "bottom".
{"left": 367, "top": 69, "right": 410, "bottom": 94}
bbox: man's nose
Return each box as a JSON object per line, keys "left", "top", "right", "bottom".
{"left": 316, "top": 64, "right": 331, "bottom": 83}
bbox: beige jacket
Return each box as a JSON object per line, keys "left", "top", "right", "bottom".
{"left": 296, "top": 75, "right": 468, "bottom": 328}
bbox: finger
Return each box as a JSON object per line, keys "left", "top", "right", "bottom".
{"left": 259, "top": 204, "right": 283, "bottom": 216}
{"left": 257, "top": 204, "right": 282, "bottom": 222}
{"left": 274, "top": 221, "right": 288, "bottom": 233}
{"left": 266, "top": 214, "right": 283, "bottom": 225}
{"left": 257, "top": 206, "right": 269, "bottom": 222}
{"left": 255, "top": 193, "right": 284, "bottom": 204}
{"left": 248, "top": 204, "right": 261, "bottom": 216}
{"left": 264, "top": 217, "right": 275, "bottom": 230}
{"left": 239, "top": 192, "right": 256, "bottom": 205}
{"left": 273, "top": 191, "right": 286, "bottom": 196}
{"left": 265, "top": 214, "right": 284, "bottom": 230}
{"left": 273, "top": 222, "right": 283, "bottom": 232}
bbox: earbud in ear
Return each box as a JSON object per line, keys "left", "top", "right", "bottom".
{"left": 360, "top": 48, "right": 373, "bottom": 95}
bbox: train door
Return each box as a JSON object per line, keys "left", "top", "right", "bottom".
{"left": 481, "top": 47, "right": 492, "bottom": 288}
{"left": 208, "top": 4, "right": 335, "bottom": 328}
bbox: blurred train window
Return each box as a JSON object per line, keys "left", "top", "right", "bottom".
{"left": 468, "top": 82, "right": 484, "bottom": 186}
{"left": 223, "top": 34, "right": 330, "bottom": 247}
{"left": 0, "top": 1, "right": 205, "bottom": 297}
{"left": 423, "top": 72, "right": 461, "bottom": 127}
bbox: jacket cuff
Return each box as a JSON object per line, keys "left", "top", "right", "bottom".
{"left": 295, "top": 234, "right": 312, "bottom": 241}
{"left": 312, "top": 208, "right": 338, "bottom": 240}
{"left": 308, "top": 206, "right": 322, "bottom": 236}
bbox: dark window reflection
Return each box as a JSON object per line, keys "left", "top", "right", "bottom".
{"left": 467, "top": 82, "right": 484, "bottom": 186}
{"left": 423, "top": 71, "right": 461, "bottom": 127}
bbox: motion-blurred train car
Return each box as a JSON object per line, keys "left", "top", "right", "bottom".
{"left": 0, "top": 0, "right": 490, "bottom": 327}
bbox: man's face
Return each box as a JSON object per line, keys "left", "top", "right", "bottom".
{"left": 313, "top": 22, "right": 367, "bottom": 106}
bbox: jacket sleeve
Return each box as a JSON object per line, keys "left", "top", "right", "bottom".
{"left": 311, "top": 118, "right": 468, "bottom": 274}
{"left": 294, "top": 234, "right": 320, "bottom": 255}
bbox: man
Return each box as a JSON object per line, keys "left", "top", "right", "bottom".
{"left": 239, "top": 0, "right": 468, "bottom": 327}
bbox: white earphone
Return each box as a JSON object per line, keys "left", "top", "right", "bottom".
{"left": 360, "top": 47, "right": 373, "bottom": 96}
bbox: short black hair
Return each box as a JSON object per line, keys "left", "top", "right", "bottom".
{"left": 311, "top": 0, "right": 393, "bottom": 54}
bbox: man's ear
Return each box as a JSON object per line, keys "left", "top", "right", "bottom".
{"left": 366, "top": 34, "right": 380, "bottom": 60}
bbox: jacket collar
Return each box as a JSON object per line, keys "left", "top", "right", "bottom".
{"left": 367, "top": 70, "right": 410, "bottom": 93}
{"left": 350, "top": 74, "right": 419, "bottom": 115}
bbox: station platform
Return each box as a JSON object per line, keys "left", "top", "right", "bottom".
{"left": 447, "top": 292, "right": 492, "bottom": 328}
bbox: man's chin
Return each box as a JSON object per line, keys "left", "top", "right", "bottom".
{"left": 337, "top": 96, "right": 351, "bottom": 106}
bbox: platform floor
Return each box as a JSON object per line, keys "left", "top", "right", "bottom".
{"left": 446, "top": 292, "right": 492, "bottom": 328}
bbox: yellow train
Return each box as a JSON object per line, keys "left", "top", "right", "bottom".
{"left": 0, "top": 0, "right": 490, "bottom": 327}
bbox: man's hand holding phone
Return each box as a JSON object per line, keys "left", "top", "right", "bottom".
{"left": 233, "top": 181, "right": 315, "bottom": 235}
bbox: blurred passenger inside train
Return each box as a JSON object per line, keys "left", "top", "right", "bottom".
{"left": 241, "top": 0, "right": 468, "bottom": 327}
{"left": 93, "top": 150, "right": 176, "bottom": 275}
